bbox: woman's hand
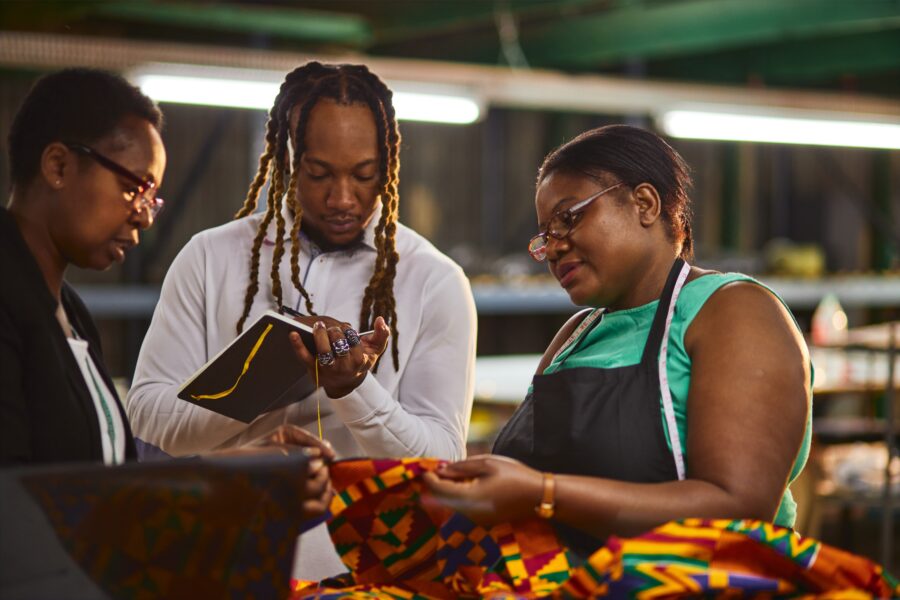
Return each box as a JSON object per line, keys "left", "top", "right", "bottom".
{"left": 301, "top": 455, "right": 333, "bottom": 520}
{"left": 243, "top": 424, "right": 335, "bottom": 519}
{"left": 202, "top": 424, "right": 336, "bottom": 520}
{"left": 253, "top": 425, "right": 335, "bottom": 520}
{"left": 289, "top": 315, "right": 391, "bottom": 398}
{"left": 423, "top": 455, "right": 544, "bottom": 525}
{"left": 248, "top": 423, "right": 337, "bottom": 460}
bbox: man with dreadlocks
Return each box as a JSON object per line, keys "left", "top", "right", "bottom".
{"left": 126, "top": 62, "right": 477, "bottom": 578}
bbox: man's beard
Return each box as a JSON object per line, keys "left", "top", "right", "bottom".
{"left": 300, "top": 221, "right": 365, "bottom": 252}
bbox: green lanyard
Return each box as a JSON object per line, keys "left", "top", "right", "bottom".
{"left": 84, "top": 357, "right": 118, "bottom": 464}
{"left": 72, "top": 330, "right": 118, "bottom": 464}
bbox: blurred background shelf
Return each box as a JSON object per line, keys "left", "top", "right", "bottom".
{"left": 813, "top": 416, "right": 895, "bottom": 444}
{"left": 76, "top": 274, "right": 900, "bottom": 317}
{"left": 472, "top": 274, "right": 900, "bottom": 313}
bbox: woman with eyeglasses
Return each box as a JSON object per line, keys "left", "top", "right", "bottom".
{"left": 0, "top": 70, "right": 335, "bottom": 503}
{"left": 426, "top": 125, "right": 812, "bottom": 557}
{"left": 0, "top": 68, "right": 167, "bottom": 466}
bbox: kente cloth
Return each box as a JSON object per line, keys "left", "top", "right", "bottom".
{"left": 292, "top": 458, "right": 900, "bottom": 599}
{"left": 20, "top": 454, "right": 308, "bottom": 599}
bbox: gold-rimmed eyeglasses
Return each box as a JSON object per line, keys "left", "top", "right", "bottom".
{"left": 528, "top": 182, "right": 623, "bottom": 261}
{"left": 64, "top": 142, "right": 164, "bottom": 219}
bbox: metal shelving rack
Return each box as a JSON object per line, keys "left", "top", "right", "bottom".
{"left": 471, "top": 274, "right": 900, "bottom": 314}
{"left": 76, "top": 274, "right": 900, "bottom": 317}
{"left": 815, "top": 322, "right": 898, "bottom": 569}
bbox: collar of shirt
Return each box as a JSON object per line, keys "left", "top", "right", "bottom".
{"left": 263, "top": 201, "right": 382, "bottom": 256}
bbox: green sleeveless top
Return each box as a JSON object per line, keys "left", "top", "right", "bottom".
{"left": 543, "top": 272, "right": 813, "bottom": 528}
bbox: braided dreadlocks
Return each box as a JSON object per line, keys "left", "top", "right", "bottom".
{"left": 235, "top": 62, "right": 402, "bottom": 371}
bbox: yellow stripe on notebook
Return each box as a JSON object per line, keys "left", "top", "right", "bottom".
{"left": 191, "top": 324, "right": 273, "bottom": 400}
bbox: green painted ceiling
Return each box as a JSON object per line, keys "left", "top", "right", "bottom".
{"left": 3, "top": 0, "right": 900, "bottom": 96}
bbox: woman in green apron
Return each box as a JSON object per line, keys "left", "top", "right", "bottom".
{"left": 427, "top": 125, "right": 812, "bottom": 558}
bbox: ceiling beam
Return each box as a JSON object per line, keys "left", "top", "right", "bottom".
{"left": 519, "top": 0, "right": 900, "bottom": 68}
{"left": 372, "top": 0, "right": 599, "bottom": 46}
{"left": 3, "top": 31, "right": 899, "bottom": 121}
{"left": 0, "top": 0, "right": 98, "bottom": 28}
{"left": 650, "top": 30, "right": 900, "bottom": 85}
{"left": 90, "top": 1, "right": 371, "bottom": 45}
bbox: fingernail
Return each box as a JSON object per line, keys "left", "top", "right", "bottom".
{"left": 314, "top": 321, "right": 325, "bottom": 330}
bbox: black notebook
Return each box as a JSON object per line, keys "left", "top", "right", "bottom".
{"left": 178, "top": 310, "right": 318, "bottom": 423}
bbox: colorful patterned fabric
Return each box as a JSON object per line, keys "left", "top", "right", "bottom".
{"left": 22, "top": 454, "right": 308, "bottom": 599}
{"left": 292, "top": 458, "right": 900, "bottom": 599}
{"left": 560, "top": 519, "right": 899, "bottom": 599}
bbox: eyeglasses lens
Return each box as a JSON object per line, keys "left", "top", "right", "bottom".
{"left": 528, "top": 236, "right": 547, "bottom": 261}
{"left": 134, "top": 187, "right": 163, "bottom": 218}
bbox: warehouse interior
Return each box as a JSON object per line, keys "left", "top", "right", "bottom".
{"left": 1, "top": 0, "right": 898, "bottom": 579}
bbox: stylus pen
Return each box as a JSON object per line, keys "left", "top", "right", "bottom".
{"left": 279, "top": 305, "right": 374, "bottom": 337}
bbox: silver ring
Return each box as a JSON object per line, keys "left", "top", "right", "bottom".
{"left": 332, "top": 338, "right": 350, "bottom": 357}
{"left": 317, "top": 351, "right": 335, "bottom": 366}
{"left": 344, "top": 328, "right": 361, "bottom": 347}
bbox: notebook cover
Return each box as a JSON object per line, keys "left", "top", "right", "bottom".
{"left": 178, "top": 311, "right": 317, "bottom": 423}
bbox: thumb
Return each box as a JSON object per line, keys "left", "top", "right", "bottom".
{"left": 290, "top": 331, "right": 315, "bottom": 368}
{"left": 366, "top": 316, "right": 391, "bottom": 354}
{"left": 422, "top": 471, "right": 465, "bottom": 497}
{"left": 436, "top": 457, "right": 491, "bottom": 480}
{"left": 278, "top": 425, "right": 337, "bottom": 462}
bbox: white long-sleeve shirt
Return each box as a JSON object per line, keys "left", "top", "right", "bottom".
{"left": 126, "top": 206, "right": 477, "bottom": 461}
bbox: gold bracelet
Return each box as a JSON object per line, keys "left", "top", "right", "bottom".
{"left": 535, "top": 472, "right": 555, "bottom": 519}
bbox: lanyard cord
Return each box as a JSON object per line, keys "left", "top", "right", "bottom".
{"left": 83, "top": 353, "right": 118, "bottom": 464}
{"left": 71, "top": 327, "right": 118, "bottom": 464}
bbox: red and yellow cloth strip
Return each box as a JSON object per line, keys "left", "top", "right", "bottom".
{"left": 292, "top": 458, "right": 900, "bottom": 599}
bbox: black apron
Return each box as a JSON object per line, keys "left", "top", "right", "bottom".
{"left": 493, "top": 259, "right": 687, "bottom": 558}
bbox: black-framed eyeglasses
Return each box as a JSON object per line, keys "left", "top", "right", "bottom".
{"left": 528, "top": 182, "right": 623, "bottom": 262}
{"left": 64, "top": 142, "right": 164, "bottom": 219}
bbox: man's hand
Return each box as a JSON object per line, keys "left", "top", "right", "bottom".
{"left": 289, "top": 315, "right": 390, "bottom": 398}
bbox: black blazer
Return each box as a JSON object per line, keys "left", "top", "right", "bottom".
{"left": 0, "top": 207, "right": 137, "bottom": 465}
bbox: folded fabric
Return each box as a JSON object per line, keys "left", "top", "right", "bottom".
{"left": 292, "top": 458, "right": 900, "bottom": 599}
{"left": 17, "top": 454, "right": 308, "bottom": 599}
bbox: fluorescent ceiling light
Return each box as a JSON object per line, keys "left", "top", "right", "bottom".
{"left": 136, "top": 74, "right": 278, "bottom": 110}
{"left": 658, "top": 108, "right": 900, "bottom": 150}
{"left": 132, "top": 71, "right": 480, "bottom": 124}
{"left": 392, "top": 91, "right": 480, "bottom": 124}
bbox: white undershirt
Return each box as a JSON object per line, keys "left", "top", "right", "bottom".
{"left": 67, "top": 337, "right": 126, "bottom": 465}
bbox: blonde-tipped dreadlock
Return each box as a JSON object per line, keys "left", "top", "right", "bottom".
{"left": 235, "top": 62, "right": 402, "bottom": 371}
